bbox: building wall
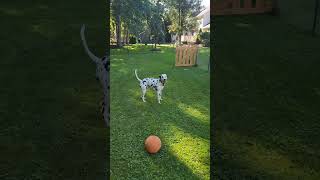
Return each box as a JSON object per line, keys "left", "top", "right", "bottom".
{"left": 202, "top": 11, "right": 210, "bottom": 27}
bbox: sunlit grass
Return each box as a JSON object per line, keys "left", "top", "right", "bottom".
{"left": 178, "top": 103, "right": 209, "bottom": 124}
{"left": 165, "top": 124, "right": 210, "bottom": 180}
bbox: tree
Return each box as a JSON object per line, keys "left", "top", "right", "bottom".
{"left": 110, "top": 0, "right": 123, "bottom": 47}
{"left": 148, "top": 0, "right": 166, "bottom": 48}
{"left": 164, "top": 0, "right": 202, "bottom": 45}
{"left": 111, "top": 0, "right": 151, "bottom": 47}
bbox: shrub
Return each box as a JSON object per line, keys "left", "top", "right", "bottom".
{"left": 182, "top": 41, "right": 188, "bottom": 44}
{"left": 129, "top": 36, "right": 137, "bottom": 44}
{"left": 199, "top": 32, "right": 210, "bottom": 47}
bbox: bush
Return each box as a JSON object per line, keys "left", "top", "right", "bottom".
{"left": 199, "top": 32, "right": 210, "bottom": 47}
{"left": 129, "top": 36, "right": 137, "bottom": 44}
{"left": 182, "top": 41, "right": 188, "bottom": 44}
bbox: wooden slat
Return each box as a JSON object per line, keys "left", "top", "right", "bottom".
{"left": 179, "top": 46, "right": 184, "bottom": 65}
{"left": 233, "top": 0, "right": 240, "bottom": 8}
{"left": 183, "top": 47, "right": 188, "bottom": 65}
{"left": 244, "top": 0, "right": 251, "bottom": 8}
{"left": 189, "top": 47, "right": 194, "bottom": 65}
{"left": 212, "top": 0, "right": 273, "bottom": 15}
{"left": 175, "top": 46, "right": 179, "bottom": 65}
{"left": 175, "top": 45, "right": 198, "bottom": 67}
{"left": 192, "top": 47, "right": 198, "bottom": 65}
{"left": 178, "top": 47, "right": 183, "bottom": 66}
{"left": 256, "top": 0, "right": 263, "bottom": 8}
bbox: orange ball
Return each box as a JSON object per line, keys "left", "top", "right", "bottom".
{"left": 144, "top": 135, "right": 161, "bottom": 154}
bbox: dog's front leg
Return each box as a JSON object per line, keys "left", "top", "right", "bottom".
{"left": 157, "top": 90, "right": 161, "bottom": 104}
{"left": 159, "top": 90, "right": 163, "bottom": 101}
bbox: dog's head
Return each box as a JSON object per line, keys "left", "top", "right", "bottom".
{"left": 159, "top": 74, "right": 168, "bottom": 85}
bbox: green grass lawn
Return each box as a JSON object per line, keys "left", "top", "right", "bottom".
{"left": 0, "top": 1, "right": 108, "bottom": 179}
{"left": 110, "top": 44, "right": 210, "bottom": 179}
{"left": 213, "top": 15, "right": 320, "bottom": 179}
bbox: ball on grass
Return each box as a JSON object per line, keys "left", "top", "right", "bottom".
{"left": 144, "top": 135, "right": 161, "bottom": 154}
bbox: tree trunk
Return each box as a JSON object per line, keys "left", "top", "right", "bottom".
{"left": 178, "top": 6, "right": 182, "bottom": 45}
{"left": 154, "top": 37, "right": 157, "bottom": 49}
{"left": 116, "top": 15, "right": 122, "bottom": 47}
{"left": 125, "top": 27, "right": 129, "bottom": 44}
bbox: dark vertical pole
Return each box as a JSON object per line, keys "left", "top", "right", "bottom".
{"left": 312, "top": 0, "right": 319, "bottom": 36}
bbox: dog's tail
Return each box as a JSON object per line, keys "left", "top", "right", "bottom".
{"left": 80, "top": 24, "right": 100, "bottom": 64}
{"left": 134, "top": 69, "right": 142, "bottom": 82}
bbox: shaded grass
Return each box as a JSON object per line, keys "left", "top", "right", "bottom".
{"left": 110, "top": 44, "right": 210, "bottom": 179}
{"left": 213, "top": 14, "right": 320, "bottom": 179}
{"left": 0, "top": 0, "right": 108, "bottom": 179}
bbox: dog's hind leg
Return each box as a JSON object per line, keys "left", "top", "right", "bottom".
{"left": 141, "top": 88, "right": 146, "bottom": 102}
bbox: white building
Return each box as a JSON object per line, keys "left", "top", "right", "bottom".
{"left": 196, "top": 7, "right": 210, "bottom": 32}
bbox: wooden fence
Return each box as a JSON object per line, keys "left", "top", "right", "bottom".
{"left": 212, "top": 0, "right": 273, "bottom": 15}
{"left": 175, "top": 45, "right": 198, "bottom": 67}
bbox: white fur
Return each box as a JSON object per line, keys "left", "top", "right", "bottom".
{"left": 135, "top": 69, "right": 167, "bottom": 104}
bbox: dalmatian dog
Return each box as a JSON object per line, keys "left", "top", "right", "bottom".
{"left": 80, "top": 24, "right": 110, "bottom": 126}
{"left": 135, "top": 69, "right": 167, "bottom": 104}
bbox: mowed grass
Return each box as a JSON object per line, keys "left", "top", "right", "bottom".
{"left": 110, "top": 44, "right": 210, "bottom": 179}
{"left": 0, "top": 0, "right": 108, "bottom": 179}
{"left": 213, "top": 15, "right": 320, "bottom": 179}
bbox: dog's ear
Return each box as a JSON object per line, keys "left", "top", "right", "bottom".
{"left": 159, "top": 75, "right": 162, "bottom": 79}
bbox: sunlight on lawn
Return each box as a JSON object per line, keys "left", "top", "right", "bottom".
{"left": 217, "top": 130, "right": 320, "bottom": 179}
{"left": 166, "top": 124, "right": 210, "bottom": 180}
{"left": 112, "top": 58, "right": 124, "bottom": 61}
{"left": 178, "top": 103, "right": 209, "bottom": 124}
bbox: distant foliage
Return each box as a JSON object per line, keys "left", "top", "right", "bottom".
{"left": 199, "top": 32, "right": 210, "bottom": 47}
{"left": 129, "top": 36, "right": 137, "bottom": 44}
